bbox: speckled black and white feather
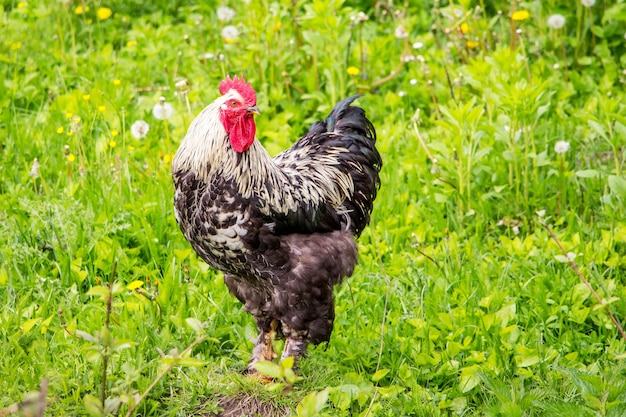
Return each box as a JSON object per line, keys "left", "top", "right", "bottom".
{"left": 172, "top": 91, "right": 381, "bottom": 361}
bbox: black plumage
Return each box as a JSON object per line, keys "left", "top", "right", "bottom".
{"left": 172, "top": 84, "right": 381, "bottom": 372}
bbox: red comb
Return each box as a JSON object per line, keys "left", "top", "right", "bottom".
{"left": 219, "top": 75, "right": 256, "bottom": 105}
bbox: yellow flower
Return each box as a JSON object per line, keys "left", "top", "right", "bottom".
{"left": 82, "top": 94, "right": 90, "bottom": 101}
{"left": 274, "top": 21, "right": 282, "bottom": 32}
{"left": 67, "top": 153, "right": 76, "bottom": 162}
{"left": 97, "top": 105, "right": 106, "bottom": 112}
{"left": 96, "top": 7, "right": 112, "bottom": 20}
{"left": 11, "top": 42, "right": 21, "bottom": 51}
{"left": 67, "top": 131, "right": 74, "bottom": 137}
{"left": 113, "top": 79, "right": 121, "bottom": 86}
{"left": 126, "top": 40, "right": 137, "bottom": 47}
{"left": 17, "top": 2, "right": 27, "bottom": 8}
{"left": 109, "top": 140, "right": 116, "bottom": 148}
{"left": 111, "top": 129, "right": 119, "bottom": 137}
{"left": 162, "top": 153, "right": 172, "bottom": 164}
{"left": 57, "top": 127, "right": 64, "bottom": 134}
{"left": 460, "top": 23, "right": 471, "bottom": 34}
{"left": 467, "top": 41, "right": 479, "bottom": 49}
{"left": 511, "top": 10, "right": 530, "bottom": 21}
{"left": 65, "top": 112, "right": 73, "bottom": 118}
{"left": 72, "top": 115, "right": 81, "bottom": 123}
{"left": 347, "top": 66, "right": 360, "bottom": 76}
{"left": 74, "top": 5, "right": 89, "bottom": 15}
{"left": 128, "top": 145, "right": 135, "bottom": 151}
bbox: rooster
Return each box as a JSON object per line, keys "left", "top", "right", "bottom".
{"left": 172, "top": 76, "right": 381, "bottom": 373}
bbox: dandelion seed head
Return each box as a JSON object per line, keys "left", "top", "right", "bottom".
{"left": 413, "top": 41, "right": 423, "bottom": 49}
{"left": 131, "top": 120, "right": 150, "bottom": 139}
{"left": 547, "top": 14, "right": 566, "bottom": 29}
{"left": 512, "top": 226, "right": 520, "bottom": 235}
{"left": 554, "top": 140, "right": 570, "bottom": 154}
{"left": 581, "top": 0, "right": 595, "bottom": 7}
{"left": 153, "top": 100, "right": 174, "bottom": 120}
{"left": 221, "top": 25, "right": 240, "bottom": 42}
{"left": 29, "top": 158, "right": 40, "bottom": 178}
{"left": 217, "top": 6, "right": 236, "bottom": 22}
{"left": 409, "top": 79, "right": 417, "bottom": 85}
{"left": 398, "top": 91, "right": 406, "bottom": 97}
{"left": 395, "top": 25, "right": 408, "bottom": 39}
{"left": 357, "top": 12, "right": 368, "bottom": 22}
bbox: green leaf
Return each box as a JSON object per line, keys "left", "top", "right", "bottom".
{"left": 459, "top": 365, "right": 481, "bottom": 393}
{"left": 185, "top": 317, "right": 205, "bottom": 335}
{"left": 21, "top": 318, "right": 41, "bottom": 334}
{"left": 608, "top": 176, "right": 626, "bottom": 199}
{"left": 372, "top": 368, "right": 389, "bottom": 382}
{"left": 575, "top": 169, "right": 600, "bottom": 178}
{"left": 253, "top": 361, "right": 282, "bottom": 380}
{"left": 83, "top": 394, "right": 104, "bottom": 417}
{"left": 86, "top": 285, "right": 110, "bottom": 299}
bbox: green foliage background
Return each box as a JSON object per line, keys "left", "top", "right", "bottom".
{"left": 1, "top": 0, "right": 626, "bottom": 415}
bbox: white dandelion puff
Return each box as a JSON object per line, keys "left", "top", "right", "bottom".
{"left": 547, "top": 14, "right": 566, "bottom": 30}
{"left": 413, "top": 41, "right": 423, "bottom": 49}
{"left": 216, "top": 6, "right": 236, "bottom": 22}
{"left": 581, "top": 0, "right": 595, "bottom": 7}
{"left": 554, "top": 140, "right": 570, "bottom": 154}
{"left": 395, "top": 25, "right": 408, "bottom": 39}
{"left": 29, "top": 158, "right": 40, "bottom": 178}
{"left": 221, "top": 25, "right": 239, "bottom": 41}
{"left": 152, "top": 97, "right": 174, "bottom": 120}
{"left": 131, "top": 120, "right": 150, "bottom": 139}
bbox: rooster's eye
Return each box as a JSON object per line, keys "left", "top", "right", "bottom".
{"left": 229, "top": 100, "right": 239, "bottom": 107}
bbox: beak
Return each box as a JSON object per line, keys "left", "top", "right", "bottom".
{"left": 247, "top": 105, "right": 261, "bottom": 116}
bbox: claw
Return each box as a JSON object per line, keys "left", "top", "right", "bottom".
{"left": 247, "top": 319, "right": 279, "bottom": 373}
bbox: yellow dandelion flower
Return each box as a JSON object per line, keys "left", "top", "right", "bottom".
{"left": 86, "top": 18, "right": 93, "bottom": 24}
{"left": 127, "top": 145, "right": 135, "bottom": 151}
{"left": 72, "top": 115, "right": 81, "bottom": 123}
{"left": 97, "top": 7, "right": 112, "bottom": 20}
{"left": 65, "top": 112, "right": 73, "bottom": 119}
{"left": 274, "top": 21, "right": 282, "bottom": 32}
{"left": 74, "top": 5, "right": 89, "bottom": 15}
{"left": 347, "top": 66, "right": 360, "bottom": 76}
{"left": 18, "top": 2, "right": 27, "bottom": 8}
{"left": 67, "top": 131, "right": 74, "bottom": 137}
{"left": 224, "top": 38, "right": 235, "bottom": 44}
{"left": 113, "top": 79, "right": 121, "bottom": 86}
{"left": 467, "top": 40, "right": 480, "bottom": 49}
{"left": 82, "top": 94, "right": 90, "bottom": 101}
{"left": 162, "top": 153, "right": 172, "bottom": 164}
{"left": 67, "top": 153, "right": 76, "bottom": 162}
{"left": 111, "top": 129, "right": 119, "bottom": 137}
{"left": 511, "top": 10, "right": 530, "bottom": 21}
{"left": 57, "top": 127, "right": 64, "bottom": 134}
{"left": 97, "top": 105, "right": 106, "bottom": 112}
{"left": 11, "top": 42, "right": 21, "bottom": 51}
{"left": 460, "top": 23, "right": 471, "bottom": 34}
{"left": 126, "top": 40, "right": 137, "bottom": 47}
{"left": 109, "top": 140, "right": 117, "bottom": 148}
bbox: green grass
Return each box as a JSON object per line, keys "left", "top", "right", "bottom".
{"left": 1, "top": 0, "right": 626, "bottom": 415}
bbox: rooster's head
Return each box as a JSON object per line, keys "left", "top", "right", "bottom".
{"left": 218, "top": 75, "right": 260, "bottom": 153}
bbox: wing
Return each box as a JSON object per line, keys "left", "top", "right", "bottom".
{"left": 268, "top": 95, "right": 382, "bottom": 237}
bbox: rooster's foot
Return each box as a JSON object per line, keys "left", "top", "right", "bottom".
{"left": 246, "top": 319, "right": 278, "bottom": 374}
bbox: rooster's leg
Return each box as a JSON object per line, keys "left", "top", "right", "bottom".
{"left": 281, "top": 337, "right": 308, "bottom": 364}
{"left": 247, "top": 318, "right": 278, "bottom": 374}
